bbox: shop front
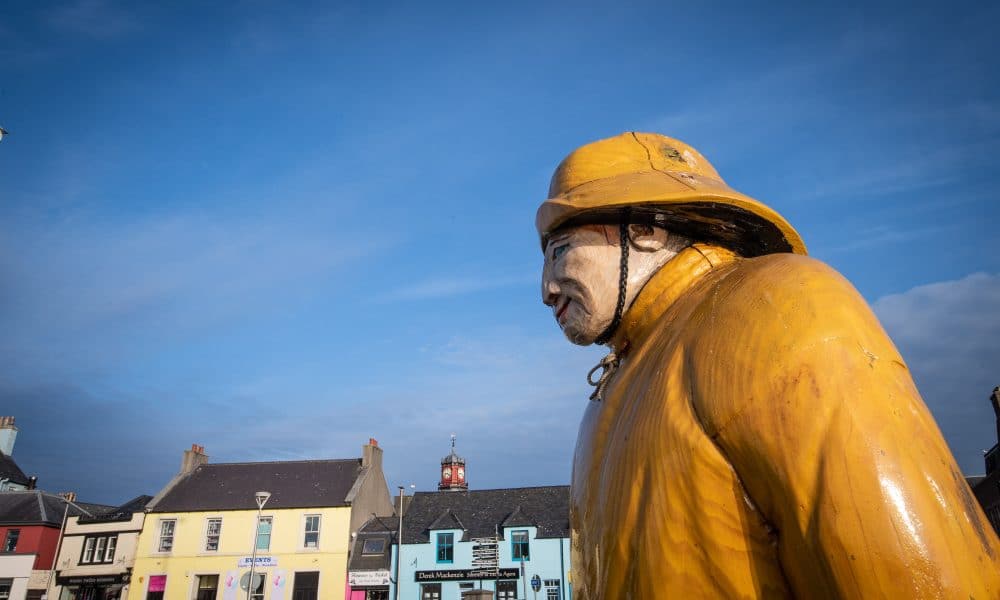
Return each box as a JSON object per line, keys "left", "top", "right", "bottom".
{"left": 347, "top": 569, "right": 390, "bottom": 600}
{"left": 56, "top": 572, "right": 129, "bottom": 600}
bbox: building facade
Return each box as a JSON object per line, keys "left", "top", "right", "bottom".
{"left": 50, "top": 495, "right": 153, "bottom": 600}
{"left": 345, "top": 516, "right": 395, "bottom": 600}
{"left": 0, "top": 418, "right": 34, "bottom": 493}
{"left": 0, "top": 492, "right": 109, "bottom": 600}
{"left": 393, "top": 486, "right": 571, "bottom": 600}
{"left": 127, "top": 440, "right": 392, "bottom": 600}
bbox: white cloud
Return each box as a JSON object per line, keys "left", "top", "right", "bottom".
{"left": 873, "top": 272, "right": 1000, "bottom": 474}
{"left": 382, "top": 274, "right": 534, "bottom": 302}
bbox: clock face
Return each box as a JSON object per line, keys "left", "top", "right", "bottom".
{"left": 457, "top": 467, "right": 465, "bottom": 480}
{"left": 443, "top": 467, "right": 452, "bottom": 479}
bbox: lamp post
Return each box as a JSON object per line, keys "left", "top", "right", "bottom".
{"left": 394, "top": 484, "right": 415, "bottom": 600}
{"left": 246, "top": 491, "right": 271, "bottom": 600}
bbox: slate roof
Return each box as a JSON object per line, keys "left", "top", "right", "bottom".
{"left": 152, "top": 459, "right": 363, "bottom": 512}
{"left": 0, "top": 491, "right": 110, "bottom": 526}
{"left": 401, "top": 486, "right": 569, "bottom": 544}
{"left": 79, "top": 494, "right": 153, "bottom": 524}
{"left": 0, "top": 452, "right": 29, "bottom": 486}
{"left": 349, "top": 516, "right": 398, "bottom": 572}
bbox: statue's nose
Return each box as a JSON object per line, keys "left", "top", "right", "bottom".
{"left": 542, "top": 276, "right": 560, "bottom": 307}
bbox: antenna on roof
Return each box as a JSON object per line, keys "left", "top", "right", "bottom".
{"left": 451, "top": 433, "right": 456, "bottom": 449}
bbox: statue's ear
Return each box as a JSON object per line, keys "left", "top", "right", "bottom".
{"left": 628, "top": 224, "right": 668, "bottom": 252}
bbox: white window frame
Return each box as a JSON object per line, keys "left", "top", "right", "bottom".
{"left": 157, "top": 519, "right": 176, "bottom": 553}
{"left": 80, "top": 534, "right": 118, "bottom": 565}
{"left": 303, "top": 514, "right": 321, "bottom": 549}
{"left": 255, "top": 516, "right": 273, "bottom": 551}
{"left": 205, "top": 517, "right": 222, "bottom": 552}
{"left": 0, "top": 578, "right": 12, "bottom": 600}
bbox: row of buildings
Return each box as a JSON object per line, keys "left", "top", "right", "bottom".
{"left": 0, "top": 420, "right": 571, "bottom": 600}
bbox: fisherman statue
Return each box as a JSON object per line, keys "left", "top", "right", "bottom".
{"left": 537, "top": 132, "right": 1000, "bottom": 598}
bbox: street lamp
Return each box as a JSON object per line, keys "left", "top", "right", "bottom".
{"left": 247, "top": 491, "right": 271, "bottom": 600}
{"left": 394, "top": 484, "right": 414, "bottom": 600}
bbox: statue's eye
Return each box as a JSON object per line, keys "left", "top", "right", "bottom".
{"left": 552, "top": 244, "right": 569, "bottom": 261}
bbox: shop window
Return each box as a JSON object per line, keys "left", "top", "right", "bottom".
{"left": 291, "top": 571, "right": 318, "bottom": 600}
{"left": 195, "top": 574, "right": 218, "bottom": 600}
{"left": 365, "top": 591, "right": 388, "bottom": 600}
{"left": 303, "top": 515, "right": 320, "bottom": 548}
{"left": 256, "top": 516, "right": 272, "bottom": 551}
{"left": 158, "top": 519, "right": 176, "bottom": 552}
{"left": 0, "top": 579, "right": 11, "bottom": 600}
{"left": 2, "top": 529, "right": 18, "bottom": 552}
{"left": 496, "top": 581, "right": 517, "bottom": 600}
{"left": 511, "top": 530, "right": 530, "bottom": 561}
{"left": 436, "top": 532, "right": 454, "bottom": 563}
{"left": 249, "top": 574, "right": 266, "bottom": 600}
{"left": 147, "top": 575, "right": 167, "bottom": 600}
{"left": 544, "top": 579, "right": 561, "bottom": 600}
{"left": 205, "top": 518, "right": 222, "bottom": 551}
{"left": 362, "top": 538, "right": 386, "bottom": 555}
{"left": 420, "top": 583, "right": 441, "bottom": 600}
{"left": 80, "top": 534, "right": 118, "bottom": 564}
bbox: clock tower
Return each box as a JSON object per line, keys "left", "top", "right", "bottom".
{"left": 438, "top": 434, "right": 468, "bottom": 491}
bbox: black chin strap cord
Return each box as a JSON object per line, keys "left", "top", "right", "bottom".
{"left": 594, "top": 210, "right": 630, "bottom": 346}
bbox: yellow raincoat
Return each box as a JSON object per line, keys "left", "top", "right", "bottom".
{"left": 570, "top": 243, "right": 1000, "bottom": 598}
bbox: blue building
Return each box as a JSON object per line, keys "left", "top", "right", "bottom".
{"left": 388, "top": 486, "right": 571, "bottom": 600}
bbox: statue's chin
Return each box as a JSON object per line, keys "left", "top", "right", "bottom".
{"left": 561, "top": 321, "right": 601, "bottom": 347}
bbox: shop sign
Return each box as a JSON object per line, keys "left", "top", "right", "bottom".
{"left": 415, "top": 568, "right": 519, "bottom": 582}
{"left": 349, "top": 570, "right": 391, "bottom": 586}
{"left": 57, "top": 573, "right": 127, "bottom": 586}
{"left": 238, "top": 556, "right": 278, "bottom": 567}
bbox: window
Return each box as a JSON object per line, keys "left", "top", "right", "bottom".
{"left": 436, "top": 532, "right": 454, "bottom": 563}
{"left": 205, "top": 518, "right": 222, "bottom": 551}
{"left": 158, "top": 519, "right": 176, "bottom": 552}
{"left": 361, "top": 538, "right": 386, "bottom": 555}
{"left": 420, "top": 583, "right": 441, "bottom": 600}
{"left": 196, "top": 574, "right": 218, "bottom": 600}
{"left": 3, "top": 530, "right": 18, "bottom": 552}
{"left": 80, "top": 534, "right": 118, "bottom": 564}
{"left": 511, "top": 530, "right": 530, "bottom": 561}
{"left": 303, "top": 515, "right": 320, "bottom": 548}
{"left": 0, "top": 579, "right": 11, "bottom": 600}
{"left": 544, "top": 579, "right": 561, "bottom": 600}
{"left": 250, "top": 573, "right": 266, "bottom": 600}
{"left": 146, "top": 575, "right": 167, "bottom": 600}
{"left": 255, "top": 516, "right": 272, "bottom": 551}
{"left": 496, "top": 581, "right": 517, "bottom": 600}
{"left": 291, "top": 572, "right": 319, "bottom": 600}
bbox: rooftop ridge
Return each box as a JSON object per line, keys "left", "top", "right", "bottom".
{"left": 413, "top": 484, "right": 569, "bottom": 494}
{"left": 201, "top": 457, "right": 361, "bottom": 467}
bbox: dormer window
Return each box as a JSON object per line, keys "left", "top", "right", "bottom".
{"left": 436, "top": 532, "right": 454, "bottom": 563}
{"left": 362, "top": 538, "right": 386, "bottom": 555}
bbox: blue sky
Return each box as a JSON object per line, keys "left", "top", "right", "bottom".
{"left": 1, "top": 1, "right": 998, "bottom": 504}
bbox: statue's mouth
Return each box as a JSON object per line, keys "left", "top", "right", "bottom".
{"left": 555, "top": 297, "right": 571, "bottom": 322}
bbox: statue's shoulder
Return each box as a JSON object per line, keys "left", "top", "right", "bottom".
{"left": 712, "top": 252, "right": 863, "bottom": 315}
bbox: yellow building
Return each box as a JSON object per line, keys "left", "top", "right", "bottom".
{"left": 128, "top": 441, "right": 392, "bottom": 600}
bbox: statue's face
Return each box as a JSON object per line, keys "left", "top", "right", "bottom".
{"left": 541, "top": 225, "right": 622, "bottom": 346}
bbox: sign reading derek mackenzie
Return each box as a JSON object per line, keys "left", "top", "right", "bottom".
{"left": 415, "top": 568, "right": 520, "bottom": 582}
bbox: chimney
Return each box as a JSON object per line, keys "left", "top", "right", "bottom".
{"left": 62, "top": 492, "right": 76, "bottom": 502}
{"left": 0, "top": 417, "right": 17, "bottom": 456}
{"left": 362, "top": 438, "right": 382, "bottom": 470}
{"left": 181, "top": 444, "right": 208, "bottom": 474}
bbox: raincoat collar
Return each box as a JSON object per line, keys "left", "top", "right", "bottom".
{"left": 610, "top": 243, "right": 738, "bottom": 352}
